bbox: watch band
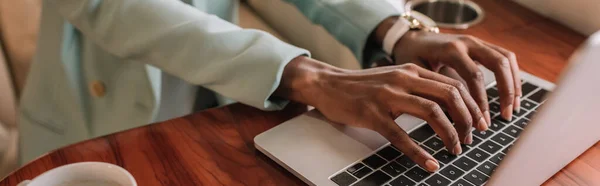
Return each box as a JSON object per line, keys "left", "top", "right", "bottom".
{"left": 382, "top": 18, "right": 411, "bottom": 55}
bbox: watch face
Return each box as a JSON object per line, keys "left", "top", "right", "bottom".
{"left": 403, "top": 11, "right": 440, "bottom": 33}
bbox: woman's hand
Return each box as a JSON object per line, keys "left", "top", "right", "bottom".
{"left": 372, "top": 16, "right": 522, "bottom": 124}
{"left": 275, "top": 56, "right": 488, "bottom": 172}
{"left": 392, "top": 31, "right": 522, "bottom": 123}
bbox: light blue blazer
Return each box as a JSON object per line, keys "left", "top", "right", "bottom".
{"left": 19, "top": 0, "right": 399, "bottom": 163}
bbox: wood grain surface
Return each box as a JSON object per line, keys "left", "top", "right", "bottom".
{"left": 1, "top": 0, "right": 598, "bottom": 186}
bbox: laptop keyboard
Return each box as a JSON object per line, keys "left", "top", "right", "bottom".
{"left": 330, "top": 82, "right": 549, "bottom": 186}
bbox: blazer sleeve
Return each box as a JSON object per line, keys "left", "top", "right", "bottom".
{"left": 47, "top": 0, "right": 310, "bottom": 111}
{"left": 283, "top": 0, "right": 401, "bottom": 68}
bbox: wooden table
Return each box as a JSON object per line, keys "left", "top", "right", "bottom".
{"left": 2, "top": 0, "right": 598, "bottom": 186}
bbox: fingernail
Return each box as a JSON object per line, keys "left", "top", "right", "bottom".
{"left": 514, "top": 96, "right": 522, "bottom": 113}
{"left": 478, "top": 117, "right": 487, "bottom": 131}
{"left": 484, "top": 111, "right": 491, "bottom": 126}
{"left": 453, "top": 143, "right": 462, "bottom": 155}
{"left": 502, "top": 104, "right": 513, "bottom": 121}
{"left": 480, "top": 120, "right": 489, "bottom": 131}
{"left": 464, "top": 133, "right": 473, "bottom": 144}
{"left": 425, "top": 159, "right": 440, "bottom": 172}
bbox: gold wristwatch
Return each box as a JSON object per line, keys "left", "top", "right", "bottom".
{"left": 373, "top": 12, "right": 440, "bottom": 68}
{"left": 401, "top": 12, "right": 440, "bottom": 33}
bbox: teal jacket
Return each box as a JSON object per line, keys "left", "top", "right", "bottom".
{"left": 19, "top": 0, "right": 399, "bottom": 163}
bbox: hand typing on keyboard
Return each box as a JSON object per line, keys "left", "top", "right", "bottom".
{"left": 391, "top": 32, "right": 523, "bottom": 123}
{"left": 276, "top": 58, "right": 491, "bottom": 172}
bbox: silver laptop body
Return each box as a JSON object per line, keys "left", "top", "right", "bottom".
{"left": 255, "top": 31, "right": 600, "bottom": 186}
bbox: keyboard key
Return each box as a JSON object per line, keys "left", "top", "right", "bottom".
{"left": 425, "top": 174, "right": 451, "bottom": 186}
{"left": 381, "top": 162, "right": 407, "bottom": 177}
{"left": 480, "top": 141, "right": 503, "bottom": 154}
{"left": 461, "top": 144, "right": 472, "bottom": 152}
{"left": 503, "top": 125, "right": 523, "bottom": 138}
{"left": 352, "top": 166, "right": 372, "bottom": 178}
{"left": 486, "top": 88, "right": 499, "bottom": 98}
{"left": 440, "top": 165, "right": 465, "bottom": 180}
{"left": 521, "top": 82, "right": 538, "bottom": 96}
{"left": 347, "top": 163, "right": 365, "bottom": 174}
{"left": 514, "top": 118, "right": 530, "bottom": 129}
{"left": 353, "top": 170, "right": 391, "bottom": 186}
{"left": 378, "top": 146, "right": 402, "bottom": 161}
{"left": 521, "top": 99, "right": 538, "bottom": 110}
{"left": 396, "top": 155, "right": 416, "bottom": 168}
{"left": 489, "top": 103, "right": 501, "bottom": 115}
{"left": 477, "top": 161, "right": 497, "bottom": 176}
{"left": 473, "top": 130, "right": 494, "bottom": 140}
{"left": 331, "top": 172, "right": 357, "bottom": 186}
{"left": 420, "top": 144, "right": 436, "bottom": 155}
{"left": 451, "top": 179, "right": 475, "bottom": 186}
{"left": 493, "top": 115, "right": 517, "bottom": 124}
{"left": 453, "top": 157, "right": 477, "bottom": 171}
{"left": 363, "top": 154, "right": 387, "bottom": 169}
{"left": 528, "top": 89, "right": 549, "bottom": 103}
{"left": 410, "top": 125, "right": 436, "bottom": 142}
{"left": 438, "top": 162, "right": 446, "bottom": 169}
{"left": 466, "top": 148, "right": 491, "bottom": 162}
{"left": 472, "top": 136, "right": 482, "bottom": 146}
{"left": 433, "top": 150, "right": 457, "bottom": 164}
{"left": 502, "top": 144, "right": 513, "bottom": 154}
{"left": 490, "top": 153, "right": 506, "bottom": 165}
{"left": 424, "top": 137, "right": 445, "bottom": 151}
{"left": 405, "top": 167, "right": 431, "bottom": 182}
{"left": 525, "top": 111, "right": 536, "bottom": 119}
{"left": 489, "top": 120, "right": 507, "bottom": 132}
{"left": 491, "top": 133, "right": 514, "bottom": 146}
{"left": 389, "top": 175, "right": 415, "bottom": 186}
{"left": 513, "top": 108, "right": 528, "bottom": 117}
{"left": 465, "top": 170, "right": 489, "bottom": 185}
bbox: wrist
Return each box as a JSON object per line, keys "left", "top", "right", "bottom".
{"left": 274, "top": 56, "right": 343, "bottom": 106}
{"left": 373, "top": 16, "right": 400, "bottom": 46}
{"left": 392, "top": 29, "right": 428, "bottom": 57}
{"left": 392, "top": 30, "right": 423, "bottom": 55}
{"left": 396, "top": 30, "right": 423, "bottom": 45}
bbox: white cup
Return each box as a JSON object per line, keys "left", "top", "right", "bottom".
{"left": 17, "top": 162, "right": 136, "bottom": 186}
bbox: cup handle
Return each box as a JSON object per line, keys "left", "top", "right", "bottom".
{"left": 17, "top": 180, "right": 31, "bottom": 186}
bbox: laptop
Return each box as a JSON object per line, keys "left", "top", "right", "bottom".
{"left": 255, "top": 31, "right": 600, "bottom": 186}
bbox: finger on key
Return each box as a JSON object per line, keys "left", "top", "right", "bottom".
{"left": 390, "top": 94, "right": 462, "bottom": 156}
{"left": 410, "top": 68, "right": 483, "bottom": 143}
{"left": 375, "top": 116, "right": 440, "bottom": 172}
{"left": 484, "top": 42, "right": 523, "bottom": 113}
{"left": 442, "top": 50, "right": 490, "bottom": 129}
{"left": 469, "top": 44, "right": 516, "bottom": 121}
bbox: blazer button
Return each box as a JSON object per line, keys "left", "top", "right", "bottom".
{"left": 90, "top": 80, "right": 106, "bottom": 98}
